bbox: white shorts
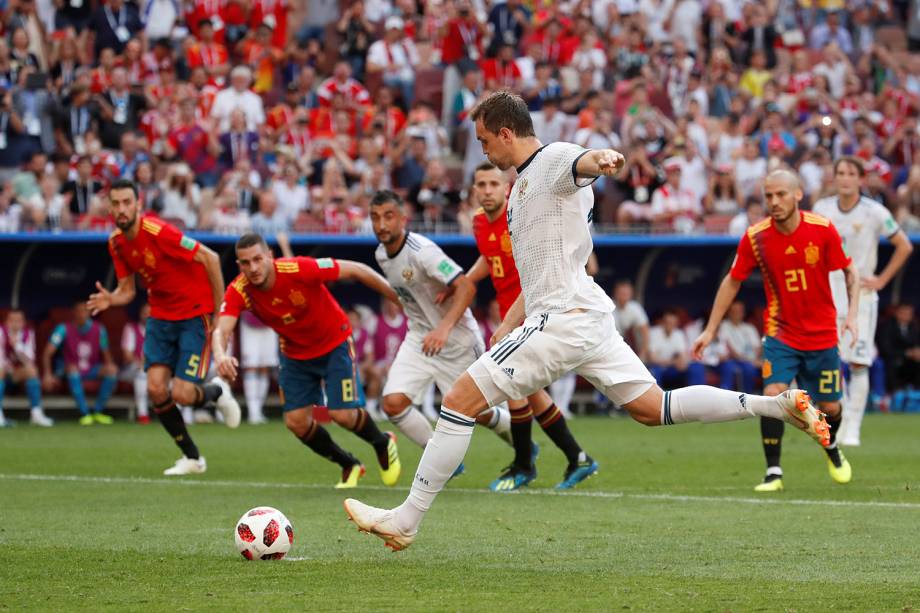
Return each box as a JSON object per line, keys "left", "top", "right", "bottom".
{"left": 468, "top": 310, "right": 655, "bottom": 407}
{"left": 383, "top": 332, "right": 484, "bottom": 403}
{"left": 835, "top": 289, "right": 878, "bottom": 367}
{"left": 240, "top": 320, "right": 280, "bottom": 369}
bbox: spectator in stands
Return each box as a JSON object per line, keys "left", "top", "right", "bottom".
{"left": 90, "top": 0, "right": 143, "bottom": 57}
{"left": 97, "top": 67, "right": 146, "bottom": 150}
{"left": 337, "top": 0, "right": 375, "bottom": 81}
{"left": 42, "top": 301, "right": 117, "bottom": 426}
{"left": 121, "top": 303, "right": 149, "bottom": 424}
{"left": 317, "top": 60, "right": 371, "bottom": 110}
{"left": 271, "top": 161, "right": 309, "bottom": 223}
{"left": 239, "top": 22, "right": 284, "bottom": 94}
{"left": 211, "top": 65, "right": 265, "bottom": 132}
{"left": 209, "top": 190, "right": 252, "bottom": 234}
{"left": 704, "top": 164, "right": 742, "bottom": 216}
{"left": 735, "top": 138, "right": 768, "bottom": 200}
{"left": 61, "top": 155, "right": 103, "bottom": 219}
{"left": 160, "top": 163, "right": 200, "bottom": 229}
{"left": 13, "top": 68, "right": 55, "bottom": 156}
{"left": 251, "top": 189, "right": 292, "bottom": 236}
{"left": 392, "top": 132, "right": 428, "bottom": 191}
{"left": 54, "top": 83, "right": 98, "bottom": 157}
{"left": 878, "top": 303, "right": 920, "bottom": 393}
{"left": 11, "top": 150, "right": 45, "bottom": 202}
{"left": 648, "top": 309, "right": 706, "bottom": 388}
{"left": 114, "top": 131, "right": 149, "bottom": 181}
{"left": 0, "top": 183, "right": 22, "bottom": 232}
{"left": 530, "top": 95, "right": 570, "bottom": 144}
{"left": 367, "top": 16, "right": 420, "bottom": 107}
{"left": 717, "top": 300, "right": 761, "bottom": 393}
{"left": 0, "top": 308, "right": 53, "bottom": 427}
{"left": 809, "top": 11, "right": 853, "bottom": 55}
{"left": 486, "top": 0, "right": 529, "bottom": 57}
{"left": 26, "top": 173, "right": 67, "bottom": 230}
{"left": 612, "top": 280, "right": 650, "bottom": 362}
{"left": 727, "top": 195, "right": 766, "bottom": 236}
{"left": 218, "top": 109, "right": 260, "bottom": 172}
{"left": 650, "top": 157, "right": 702, "bottom": 233}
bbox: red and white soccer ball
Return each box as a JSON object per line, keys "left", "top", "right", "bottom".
{"left": 235, "top": 507, "right": 294, "bottom": 560}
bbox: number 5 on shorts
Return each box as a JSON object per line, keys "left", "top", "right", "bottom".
{"left": 185, "top": 354, "right": 201, "bottom": 377}
{"left": 819, "top": 369, "right": 840, "bottom": 394}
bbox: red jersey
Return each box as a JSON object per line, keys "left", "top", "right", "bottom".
{"left": 220, "top": 257, "right": 352, "bottom": 360}
{"left": 108, "top": 215, "right": 214, "bottom": 321}
{"left": 472, "top": 206, "right": 521, "bottom": 319}
{"left": 730, "top": 212, "right": 850, "bottom": 351}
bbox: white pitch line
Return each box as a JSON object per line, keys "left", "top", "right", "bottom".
{"left": 2, "top": 472, "right": 919, "bottom": 511}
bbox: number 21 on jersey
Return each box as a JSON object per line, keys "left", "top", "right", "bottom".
{"left": 784, "top": 268, "right": 808, "bottom": 292}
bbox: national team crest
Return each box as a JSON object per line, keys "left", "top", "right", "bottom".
{"left": 143, "top": 248, "right": 156, "bottom": 269}
{"left": 804, "top": 242, "right": 820, "bottom": 266}
{"left": 289, "top": 290, "right": 306, "bottom": 306}
{"left": 500, "top": 232, "right": 513, "bottom": 254}
{"left": 517, "top": 178, "right": 527, "bottom": 200}
{"left": 402, "top": 268, "right": 414, "bottom": 282}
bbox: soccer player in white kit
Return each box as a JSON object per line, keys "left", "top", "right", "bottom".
{"left": 368, "top": 190, "right": 512, "bottom": 457}
{"left": 812, "top": 156, "right": 913, "bottom": 445}
{"left": 343, "top": 91, "right": 831, "bottom": 551}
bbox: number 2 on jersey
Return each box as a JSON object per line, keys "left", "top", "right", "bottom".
{"left": 489, "top": 256, "right": 505, "bottom": 278}
{"left": 784, "top": 268, "right": 808, "bottom": 292}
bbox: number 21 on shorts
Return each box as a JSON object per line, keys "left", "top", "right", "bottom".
{"left": 819, "top": 369, "right": 840, "bottom": 394}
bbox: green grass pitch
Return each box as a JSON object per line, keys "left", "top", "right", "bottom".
{"left": 1, "top": 414, "right": 918, "bottom": 612}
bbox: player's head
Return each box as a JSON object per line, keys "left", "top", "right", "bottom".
{"left": 235, "top": 233, "right": 274, "bottom": 288}
{"left": 5, "top": 308, "right": 25, "bottom": 332}
{"left": 472, "top": 162, "right": 508, "bottom": 216}
{"left": 470, "top": 91, "right": 536, "bottom": 170}
{"left": 762, "top": 169, "right": 803, "bottom": 224}
{"left": 73, "top": 300, "right": 89, "bottom": 325}
{"left": 833, "top": 156, "right": 865, "bottom": 198}
{"left": 108, "top": 179, "right": 140, "bottom": 231}
{"left": 369, "top": 190, "right": 407, "bottom": 247}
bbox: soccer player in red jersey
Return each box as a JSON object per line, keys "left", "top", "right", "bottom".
{"left": 212, "top": 233, "right": 402, "bottom": 489}
{"left": 693, "top": 169, "right": 860, "bottom": 491}
{"left": 468, "top": 162, "right": 598, "bottom": 490}
{"left": 87, "top": 179, "right": 242, "bottom": 476}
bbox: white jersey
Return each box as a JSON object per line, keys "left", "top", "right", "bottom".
{"left": 375, "top": 232, "right": 481, "bottom": 350}
{"left": 507, "top": 142, "right": 614, "bottom": 316}
{"left": 813, "top": 195, "right": 899, "bottom": 280}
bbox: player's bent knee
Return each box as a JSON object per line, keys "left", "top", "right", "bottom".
{"left": 382, "top": 394, "right": 411, "bottom": 417}
{"left": 442, "top": 373, "right": 489, "bottom": 418}
{"left": 819, "top": 402, "right": 841, "bottom": 418}
{"left": 170, "top": 381, "right": 197, "bottom": 406}
{"left": 622, "top": 385, "right": 664, "bottom": 427}
{"left": 284, "top": 412, "right": 313, "bottom": 437}
{"left": 329, "top": 409, "right": 358, "bottom": 427}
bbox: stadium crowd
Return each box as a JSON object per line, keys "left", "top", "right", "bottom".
{"left": 0, "top": 0, "right": 916, "bottom": 234}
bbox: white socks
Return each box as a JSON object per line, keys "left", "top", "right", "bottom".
{"left": 482, "top": 403, "right": 513, "bottom": 446}
{"left": 243, "top": 370, "right": 268, "bottom": 423}
{"left": 550, "top": 372, "right": 577, "bottom": 415}
{"left": 134, "top": 371, "right": 148, "bottom": 418}
{"left": 840, "top": 367, "right": 868, "bottom": 443}
{"left": 390, "top": 405, "right": 434, "bottom": 448}
{"left": 420, "top": 384, "right": 439, "bottom": 420}
{"left": 661, "top": 386, "right": 784, "bottom": 424}
{"left": 396, "top": 407, "right": 474, "bottom": 534}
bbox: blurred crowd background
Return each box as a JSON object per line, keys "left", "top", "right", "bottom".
{"left": 0, "top": 0, "right": 917, "bottom": 236}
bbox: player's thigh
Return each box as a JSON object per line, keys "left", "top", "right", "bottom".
{"left": 432, "top": 340, "right": 482, "bottom": 400}
{"left": 762, "top": 336, "right": 801, "bottom": 390}
{"left": 382, "top": 340, "right": 436, "bottom": 404}
{"left": 469, "top": 313, "right": 582, "bottom": 410}
{"left": 799, "top": 346, "right": 843, "bottom": 405}
{"left": 576, "top": 312, "right": 655, "bottom": 408}
{"left": 278, "top": 354, "right": 325, "bottom": 414}
{"left": 144, "top": 317, "right": 181, "bottom": 376}
{"left": 174, "top": 316, "right": 212, "bottom": 384}
{"left": 322, "top": 338, "right": 366, "bottom": 411}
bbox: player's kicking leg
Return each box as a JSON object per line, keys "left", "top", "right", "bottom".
{"left": 344, "top": 311, "right": 830, "bottom": 551}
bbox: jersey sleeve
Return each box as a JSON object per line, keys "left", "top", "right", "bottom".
{"left": 825, "top": 222, "right": 852, "bottom": 271}
{"left": 108, "top": 237, "right": 132, "bottom": 279}
{"left": 874, "top": 202, "right": 901, "bottom": 239}
{"left": 729, "top": 233, "right": 757, "bottom": 281}
{"left": 419, "top": 242, "right": 464, "bottom": 286}
{"left": 549, "top": 142, "right": 598, "bottom": 195}
{"left": 49, "top": 324, "right": 67, "bottom": 348}
{"left": 220, "top": 283, "right": 247, "bottom": 318}
{"left": 298, "top": 256, "right": 341, "bottom": 284}
{"left": 155, "top": 222, "right": 201, "bottom": 262}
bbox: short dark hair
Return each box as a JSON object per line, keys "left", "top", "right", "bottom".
{"left": 236, "top": 233, "right": 268, "bottom": 251}
{"left": 109, "top": 178, "right": 138, "bottom": 198}
{"left": 472, "top": 161, "right": 501, "bottom": 181}
{"left": 834, "top": 156, "right": 865, "bottom": 177}
{"left": 370, "top": 190, "right": 404, "bottom": 209}
{"left": 470, "top": 91, "right": 535, "bottom": 138}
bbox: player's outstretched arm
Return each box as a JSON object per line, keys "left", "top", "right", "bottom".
{"left": 212, "top": 314, "right": 240, "bottom": 382}
{"left": 574, "top": 149, "right": 626, "bottom": 179}
{"left": 87, "top": 276, "right": 136, "bottom": 316}
{"left": 422, "top": 274, "right": 476, "bottom": 356}
{"left": 864, "top": 229, "right": 913, "bottom": 291}
{"left": 193, "top": 245, "right": 226, "bottom": 322}
{"left": 842, "top": 260, "right": 860, "bottom": 347}
{"left": 491, "top": 292, "right": 525, "bottom": 347}
{"left": 692, "top": 274, "right": 742, "bottom": 360}
{"left": 337, "top": 260, "right": 400, "bottom": 304}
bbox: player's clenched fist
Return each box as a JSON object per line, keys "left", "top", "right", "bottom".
{"left": 595, "top": 149, "right": 626, "bottom": 175}
{"left": 216, "top": 354, "right": 239, "bottom": 382}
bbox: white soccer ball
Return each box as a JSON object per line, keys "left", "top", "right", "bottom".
{"left": 234, "top": 507, "right": 294, "bottom": 560}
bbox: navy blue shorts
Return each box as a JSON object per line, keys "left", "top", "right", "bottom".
{"left": 278, "top": 338, "right": 365, "bottom": 412}
{"left": 144, "top": 316, "right": 211, "bottom": 383}
{"left": 762, "top": 336, "right": 842, "bottom": 402}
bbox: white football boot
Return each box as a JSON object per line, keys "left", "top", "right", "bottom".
{"left": 163, "top": 455, "right": 207, "bottom": 476}
{"left": 213, "top": 377, "right": 241, "bottom": 429}
{"left": 343, "top": 499, "right": 416, "bottom": 551}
